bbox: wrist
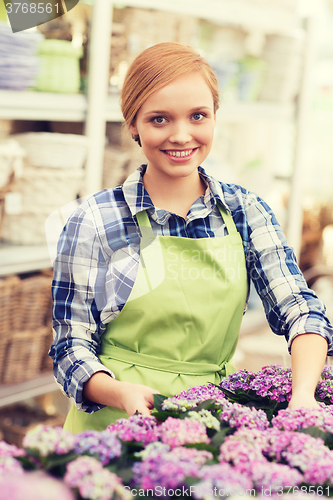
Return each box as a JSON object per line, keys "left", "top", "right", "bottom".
{"left": 83, "top": 372, "right": 125, "bottom": 410}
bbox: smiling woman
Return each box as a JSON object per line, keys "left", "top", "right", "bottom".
{"left": 127, "top": 72, "right": 216, "bottom": 217}
{"left": 50, "top": 42, "right": 333, "bottom": 434}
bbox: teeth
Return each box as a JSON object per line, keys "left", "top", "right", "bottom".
{"left": 166, "top": 149, "right": 193, "bottom": 157}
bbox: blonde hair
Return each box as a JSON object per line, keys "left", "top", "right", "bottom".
{"left": 120, "top": 42, "right": 220, "bottom": 139}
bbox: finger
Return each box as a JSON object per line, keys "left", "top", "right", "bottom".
{"left": 136, "top": 405, "right": 151, "bottom": 417}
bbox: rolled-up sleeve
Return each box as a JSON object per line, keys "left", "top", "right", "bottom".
{"left": 49, "top": 203, "right": 115, "bottom": 413}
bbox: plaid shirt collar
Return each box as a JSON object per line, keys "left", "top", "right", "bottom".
{"left": 122, "top": 164, "right": 230, "bottom": 224}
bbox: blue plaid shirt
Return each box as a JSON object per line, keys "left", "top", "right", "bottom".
{"left": 50, "top": 165, "right": 333, "bottom": 412}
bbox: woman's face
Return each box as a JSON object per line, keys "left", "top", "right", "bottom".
{"left": 129, "top": 72, "right": 216, "bottom": 182}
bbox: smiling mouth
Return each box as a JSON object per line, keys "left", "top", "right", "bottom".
{"left": 163, "top": 148, "right": 197, "bottom": 158}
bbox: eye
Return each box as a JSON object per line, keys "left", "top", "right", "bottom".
{"left": 152, "top": 116, "right": 167, "bottom": 124}
{"left": 192, "top": 113, "right": 205, "bottom": 121}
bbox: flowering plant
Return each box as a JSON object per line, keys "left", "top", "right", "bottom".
{"left": 1, "top": 364, "right": 333, "bottom": 499}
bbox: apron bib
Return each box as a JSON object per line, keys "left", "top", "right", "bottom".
{"left": 64, "top": 204, "right": 248, "bottom": 432}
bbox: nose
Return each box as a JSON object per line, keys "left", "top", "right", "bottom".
{"left": 168, "top": 121, "right": 192, "bottom": 145}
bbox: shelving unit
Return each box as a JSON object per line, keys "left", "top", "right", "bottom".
{"left": 0, "top": 244, "right": 51, "bottom": 276}
{"left": 0, "top": 0, "right": 312, "bottom": 406}
{"left": 0, "top": 90, "right": 294, "bottom": 124}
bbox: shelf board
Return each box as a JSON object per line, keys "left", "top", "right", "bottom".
{"left": 0, "top": 244, "right": 52, "bottom": 276}
{"left": 0, "top": 90, "right": 294, "bottom": 123}
{"left": 0, "top": 90, "right": 87, "bottom": 122}
{"left": 0, "top": 373, "right": 58, "bottom": 408}
{"left": 217, "top": 101, "right": 294, "bottom": 122}
{"left": 114, "top": 0, "right": 299, "bottom": 35}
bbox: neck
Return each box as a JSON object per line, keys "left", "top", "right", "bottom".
{"left": 143, "top": 165, "right": 206, "bottom": 219}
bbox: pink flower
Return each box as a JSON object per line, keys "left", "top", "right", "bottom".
{"left": 160, "top": 417, "right": 209, "bottom": 448}
{"left": 64, "top": 456, "right": 125, "bottom": 500}
{"left": 0, "top": 441, "right": 25, "bottom": 458}
{"left": 0, "top": 471, "right": 75, "bottom": 500}
{"left": 107, "top": 414, "right": 160, "bottom": 446}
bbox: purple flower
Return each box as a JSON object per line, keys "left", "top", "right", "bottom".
{"left": 193, "top": 463, "right": 253, "bottom": 499}
{"left": 64, "top": 456, "right": 124, "bottom": 500}
{"left": 218, "top": 401, "right": 269, "bottom": 430}
{"left": 218, "top": 430, "right": 267, "bottom": 472}
{"left": 64, "top": 455, "right": 102, "bottom": 487}
{"left": 220, "top": 365, "right": 293, "bottom": 404}
{"left": 263, "top": 428, "right": 333, "bottom": 485}
{"left": 249, "top": 460, "right": 303, "bottom": 491}
{"left": 316, "top": 365, "right": 333, "bottom": 403}
{"left": 107, "top": 415, "right": 160, "bottom": 446}
{"left": 74, "top": 430, "right": 122, "bottom": 465}
{"left": 132, "top": 445, "right": 211, "bottom": 491}
{"left": 272, "top": 404, "right": 333, "bottom": 433}
{"left": 161, "top": 384, "right": 227, "bottom": 411}
{"left": 160, "top": 417, "right": 209, "bottom": 448}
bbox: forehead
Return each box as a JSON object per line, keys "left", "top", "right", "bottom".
{"left": 140, "top": 72, "right": 214, "bottom": 113}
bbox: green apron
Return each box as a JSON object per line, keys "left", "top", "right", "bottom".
{"left": 64, "top": 203, "right": 248, "bottom": 433}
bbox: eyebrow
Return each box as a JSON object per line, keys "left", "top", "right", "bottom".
{"left": 143, "top": 106, "right": 212, "bottom": 116}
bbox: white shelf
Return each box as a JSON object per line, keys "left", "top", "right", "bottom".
{"left": 0, "top": 89, "right": 293, "bottom": 124}
{"left": 0, "top": 373, "right": 57, "bottom": 408}
{"left": 0, "top": 90, "right": 87, "bottom": 122}
{"left": 114, "top": 0, "right": 300, "bottom": 35}
{"left": 0, "top": 244, "right": 51, "bottom": 276}
{"left": 217, "top": 101, "right": 294, "bottom": 122}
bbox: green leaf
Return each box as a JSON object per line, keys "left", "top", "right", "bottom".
{"left": 43, "top": 451, "right": 78, "bottom": 472}
{"left": 183, "top": 442, "right": 219, "bottom": 459}
{"left": 194, "top": 399, "right": 219, "bottom": 412}
{"left": 184, "top": 476, "right": 201, "bottom": 487}
{"left": 298, "top": 426, "right": 333, "bottom": 447}
{"left": 150, "top": 410, "right": 183, "bottom": 421}
{"left": 113, "top": 466, "right": 134, "bottom": 483}
{"left": 210, "top": 427, "right": 235, "bottom": 447}
{"left": 153, "top": 394, "right": 168, "bottom": 412}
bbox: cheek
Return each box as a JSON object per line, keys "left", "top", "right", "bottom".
{"left": 195, "top": 124, "right": 215, "bottom": 145}
{"left": 140, "top": 128, "right": 166, "bottom": 149}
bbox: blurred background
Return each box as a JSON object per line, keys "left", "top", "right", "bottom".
{"left": 0, "top": 0, "right": 333, "bottom": 444}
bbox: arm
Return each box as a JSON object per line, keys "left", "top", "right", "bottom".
{"left": 288, "top": 333, "right": 328, "bottom": 409}
{"left": 50, "top": 203, "right": 114, "bottom": 412}
{"left": 237, "top": 190, "right": 333, "bottom": 402}
{"left": 50, "top": 196, "right": 158, "bottom": 414}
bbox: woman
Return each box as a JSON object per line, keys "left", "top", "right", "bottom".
{"left": 50, "top": 43, "right": 333, "bottom": 433}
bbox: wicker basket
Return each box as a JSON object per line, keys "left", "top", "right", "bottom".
{"left": 11, "top": 132, "right": 88, "bottom": 170}
{"left": 0, "top": 404, "right": 65, "bottom": 447}
{"left": 0, "top": 272, "right": 53, "bottom": 382}
{"left": 0, "top": 326, "right": 52, "bottom": 384}
{"left": 0, "top": 274, "right": 22, "bottom": 345}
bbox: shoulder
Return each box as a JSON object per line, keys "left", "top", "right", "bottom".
{"left": 217, "top": 181, "right": 271, "bottom": 217}
{"left": 216, "top": 180, "right": 284, "bottom": 244}
{"left": 60, "top": 185, "right": 137, "bottom": 250}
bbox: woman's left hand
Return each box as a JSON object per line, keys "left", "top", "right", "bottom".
{"left": 288, "top": 389, "right": 320, "bottom": 410}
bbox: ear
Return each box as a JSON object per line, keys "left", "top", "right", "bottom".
{"left": 129, "top": 122, "right": 138, "bottom": 136}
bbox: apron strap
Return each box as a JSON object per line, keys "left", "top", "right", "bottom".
{"left": 216, "top": 202, "right": 237, "bottom": 236}
{"left": 100, "top": 344, "right": 234, "bottom": 379}
{"left": 136, "top": 203, "right": 237, "bottom": 236}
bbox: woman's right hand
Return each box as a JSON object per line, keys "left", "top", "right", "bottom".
{"left": 83, "top": 372, "right": 160, "bottom": 417}
{"left": 117, "top": 381, "right": 160, "bottom": 417}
